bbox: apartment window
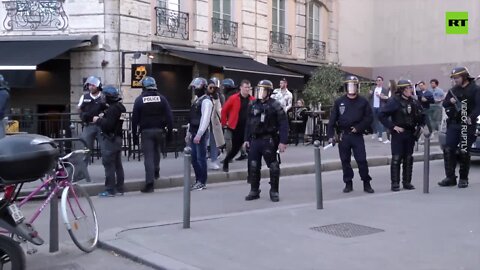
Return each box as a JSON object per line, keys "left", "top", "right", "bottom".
{"left": 213, "top": 0, "right": 231, "bottom": 21}
{"left": 158, "top": 0, "right": 179, "bottom": 11}
{"left": 308, "top": 1, "right": 321, "bottom": 41}
{"left": 272, "top": 0, "right": 286, "bottom": 33}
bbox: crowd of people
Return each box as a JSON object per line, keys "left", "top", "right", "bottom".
{"left": 67, "top": 65, "right": 480, "bottom": 200}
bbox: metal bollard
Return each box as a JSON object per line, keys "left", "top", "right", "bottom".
{"left": 49, "top": 192, "right": 59, "bottom": 253}
{"left": 314, "top": 140, "right": 323, "bottom": 209}
{"left": 423, "top": 134, "right": 431, "bottom": 193}
{"left": 183, "top": 147, "right": 192, "bottom": 229}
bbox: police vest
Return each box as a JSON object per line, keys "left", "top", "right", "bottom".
{"left": 80, "top": 93, "right": 106, "bottom": 123}
{"left": 139, "top": 90, "right": 165, "bottom": 130}
{"left": 248, "top": 99, "right": 281, "bottom": 136}
{"left": 189, "top": 95, "right": 211, "bottom": 134}
{"left": 392, "top": 96, "right": 421, "bottom": 130}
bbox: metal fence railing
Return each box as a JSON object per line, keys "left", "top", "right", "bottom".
{"left": 6, "top": 110, "right": 190, "bottom": 161}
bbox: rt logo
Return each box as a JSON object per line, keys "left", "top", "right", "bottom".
{"left": 446, "top": 12, "right": 468, "bottom": 34}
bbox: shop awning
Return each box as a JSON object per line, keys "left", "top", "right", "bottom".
{"left": 0, "top": 35, "right": 98, "bottom": 88}
{"left": 158, "top": 45, "right": 305, "bottom": 90}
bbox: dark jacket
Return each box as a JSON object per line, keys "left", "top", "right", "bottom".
{"left": 327, "top": 95, "right": 373, "bottom": 138}
{"left": 416, "top": 90, "right": 435, "bottom": 109}
{"left": 131, "top": 90, "right": 174, "bottom": 138}
{"left": 0, "top": 88, "right": 10, "bottom": 119}
{"left": 379, "top": 95, "right": 425, "bottom": 131}
{"left": 443, "top": 81, "right": 480, "bottom": 125}
{"left": 368, "top": 86, "right": 389, "bottom": 108}
{"left": 97, "top": 102, "right": 127, "bottom": 138}
{"left": 245, "top": 98, "right": 289, "bottom": 144}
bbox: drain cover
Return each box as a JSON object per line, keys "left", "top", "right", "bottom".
{"left": 310, "top": 222, "right": 384, "bottom": 238}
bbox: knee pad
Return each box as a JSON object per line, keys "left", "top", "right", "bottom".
{"left": 269, "top": 161, "right": 280, "bottom": 177}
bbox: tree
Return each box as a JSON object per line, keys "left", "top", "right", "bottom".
{"left": 303, "top": 63, "right": 344, "bottom": 109}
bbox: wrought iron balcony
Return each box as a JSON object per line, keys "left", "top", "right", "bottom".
{"left": 2, "top": 0, "right": 69, "bottom": 31}
{"left": 269, "top": 31, "right": 292, "bottom": 55}
{"left": 155, "top": 7, "right": 189, "bottom": 40}
{"left": 307, "top": 39, "right": 326, "bottom": 60}
{"left": 211, "top": 17, "right": 238, "bottom": 47}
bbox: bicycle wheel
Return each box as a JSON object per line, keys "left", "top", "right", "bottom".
{"left": 60, "top": 183, "right": 99, "bottom": 253}
{"left": 0, "top": 234, "right": 26, "bottom": 270}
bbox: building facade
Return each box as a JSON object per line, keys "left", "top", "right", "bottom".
{"left": 0, "top": 0, "right": 338, "bottom": 114}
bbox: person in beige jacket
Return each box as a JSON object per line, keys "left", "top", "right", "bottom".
{"left": 206, "top": 77, "right": 225, "bottom": 170}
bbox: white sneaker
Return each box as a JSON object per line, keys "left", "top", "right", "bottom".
{"left": 378, "top": 137, "right": 383, "bottom": 142}
{"left": 208, "top": 161, "right": 220, "bottom": 170}
{"left": 383, "top": 139, "right": 390, "bottom": 144}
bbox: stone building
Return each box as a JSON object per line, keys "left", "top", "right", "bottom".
{"left": 0, "top": 0, "right": 337, "bottom": 115}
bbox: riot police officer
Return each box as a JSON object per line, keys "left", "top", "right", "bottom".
{"left": 78, "top": 76, "right": 106, "bottom": 162}
{"left": 438, "top": 67, "right": 480, "bottom": 188}
{"left": 244, "top": 79, "right": 288, "bottom": 202}
{"left": 93, "top": 86, "right": 126, "bottom": 197}
{"left": 327, "top": 76, "right": 375, "bottom": 193}
{"left": 186, "top": 77, "right": 213, "bottom": 191}
{"left": 132, "top": 76, "right": 174, "bottom": 193}
{"left": 222, "top": 78, "right": 237, "bottom": 101}
{"left": 379, "top": 79, "right": 426, "bottom": 191}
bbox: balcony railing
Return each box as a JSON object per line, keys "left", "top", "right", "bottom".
{"left": 211, "top": 17, "right": 238, "bottom": 47}
{"left": 2, "top": 0, "right": 69, "bottom": 31}
{"left": 306, "top": 39, "right": 326, "bottom": 60}
{"left": 155, "top": 7, "right": 189, "bottom": 40}
{"left": 269, "top": 31, "right": 292, "bottom": 55}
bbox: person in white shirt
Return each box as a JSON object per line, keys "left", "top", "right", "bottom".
{"left": 368, "top": 76, "right": 389, "bottom": 141}
{"left": 271, "top": 78, "right": 293, "bottom": 113}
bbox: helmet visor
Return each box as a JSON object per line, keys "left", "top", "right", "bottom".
{"left": 346, "top": 82, "right": 358, "bottom": 94}
{"left": 189, "top": 78, "right": 206, "bottom": 90}
{"left": 255, "top": 86, "right": 268, "bottom": 100}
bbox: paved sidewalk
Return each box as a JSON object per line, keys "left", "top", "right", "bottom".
{"left": 74, "top": 138, "right": 443, "bottom": 195}
{"left": 98, "top": 160, "right": 480, "bottom": 270}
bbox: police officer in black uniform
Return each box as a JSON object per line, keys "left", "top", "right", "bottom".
{"left": 327, "top": 76, "right": 375, "bottom": 193}
{"left": 379, "top": 79, "right": 426, "bottom": 191}
{"left": 93, "top": 86, "right": 127, "bottom": 197}
{"left": 132, "top": 76, "right": 174, "bottom": 193}
{"left": 438, "top": 67, "right": 480, "bottom": 188}
{"left": 244, "top": 79, "right": 288, "bottom": 202}
{"left": 78, "top": 76, "right": 106, "bottom": 163}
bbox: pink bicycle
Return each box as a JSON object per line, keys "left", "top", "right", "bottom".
{"left": 13, "top": 148, "right": 99, "bottom": 253}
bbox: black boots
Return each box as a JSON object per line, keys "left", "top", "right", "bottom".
{"left": 363, "top": 181, "right": 374, "bottom": 193}
{"left": 141, "top": 183, "right": 154, "bottom": 193}
{"left": 438, "top": 147, "right": 458, "bottom": 187}
{"left": 402, "top": 156, "right": 415, "bottom": 190}
{"left": 391, "top": 155, "right": 401, "bottom": 192}
{"left": 458, "top": 152, "right": 470, "bottom": 188}
{"left": 245, "top": 189, "right": 261, "bottom": 200}
{"left": 222, "top": 162, "right": 229, "bottom": 173}
{"left": 343, "top": 181, "right": 353, "bottom": 193}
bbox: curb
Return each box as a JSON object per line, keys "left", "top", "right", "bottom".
{"left": 76, "top": 152, "right": 444, "bottom": 196}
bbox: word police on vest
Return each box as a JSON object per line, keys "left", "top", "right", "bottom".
{"left": 142, "top": 96, "right": 161, "bottom": 103}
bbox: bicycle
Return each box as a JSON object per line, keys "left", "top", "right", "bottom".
{"left": 13, "top": 148, "right": 99, "bottom": 253}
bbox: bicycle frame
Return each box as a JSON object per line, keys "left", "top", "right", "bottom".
{"left": 16, "top": 161, "right": 73, "bottom": 225}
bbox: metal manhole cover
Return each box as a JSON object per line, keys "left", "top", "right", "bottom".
{"left": 310, "top": 222, "right": 384, "bottom": 238}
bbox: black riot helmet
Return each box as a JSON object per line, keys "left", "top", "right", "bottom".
{"left": 102, "top": 85, "right": 121, "bottom": 104}
{"left": 450, "top": 66, "right": 474, "bottom": 87}
{"left": 189, "top": 77, "right": 208, "bottom": 97}
{"left": 396, "top": 79, "right": 414, "bottom": 97}
{"left": 222, "top": 78, "right": 236, "bottom": 90}
{"left": 344, "top": 75, "right": 359, "bottom": 95}
{"left": 255, "top": 79, "right": 273, "bottom": 100}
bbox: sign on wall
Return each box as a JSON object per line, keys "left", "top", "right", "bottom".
{"left": 131, "top": 64, "right": 151, "bottom": 88}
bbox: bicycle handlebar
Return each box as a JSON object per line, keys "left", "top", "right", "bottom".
{"left": 59, "top": 149, "right": 90, "bottom": 161}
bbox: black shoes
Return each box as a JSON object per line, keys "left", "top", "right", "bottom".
{"left": 343, "top": 181, "right": 353, "bottom": 193}
{"left": 402, "top": 183, "right": 415, "bottom": 190}
{"left": 222, "top": 162, "right": 229, "bottom": 172}
{"left": 363, "top": 181, "right": 375, "bottom": 193}
{"left": 269, "top": 190, "right": 279, "bottom": 202}
{"left": 458, "top": 179, "right": 469, "bottom": 188}
{"left": 141, "top": 183, "right": 154, "bottom": 193}
{"left": 438, "top": 178, "right": 457, "bottom": 187}
{"left": 391, "top": 182, "right": 400, "bottom": 192}
{"left": 245, "top": 190, "right": 261, "bottom": 201}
